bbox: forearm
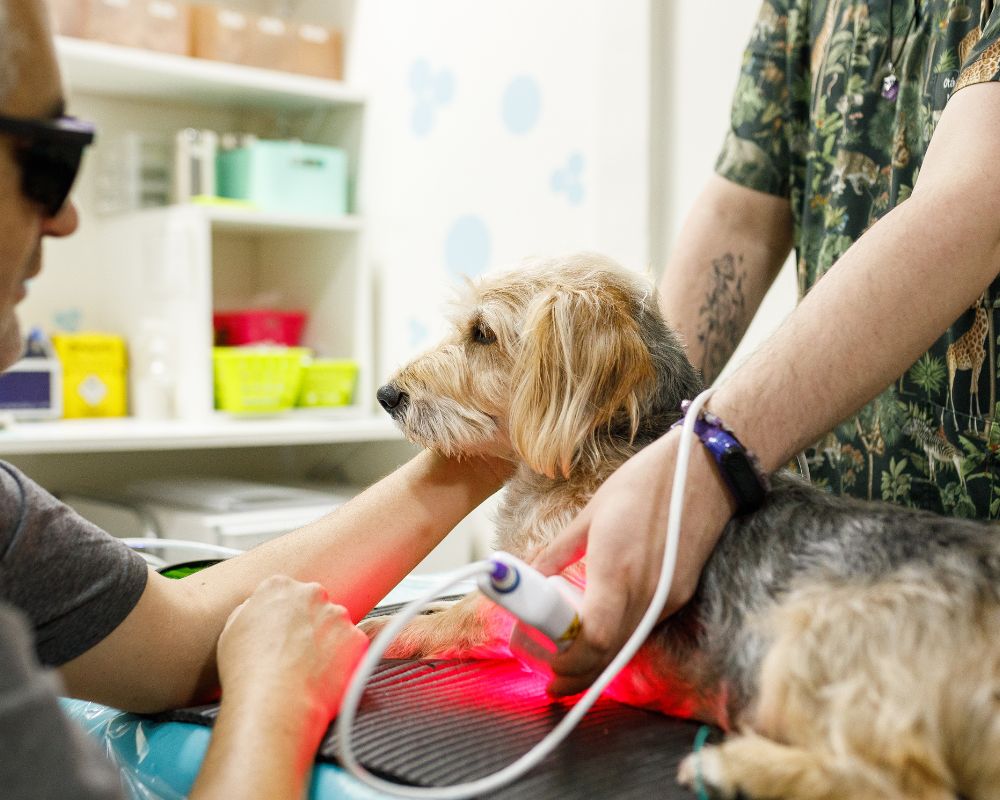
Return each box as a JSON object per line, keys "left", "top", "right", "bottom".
{"left": 660, "top": 174, "right": 793, "bottom": 384}
{"left": 61, "top": 450, "right": 505, "bottom": 711}
{"left": 711, "top": 177, "right": 1000, "bottom": 473}
{"left": 190, "top": 691, "right": 326, "bottom": 800}
{"left": 193, "top": 449, "right": 503, "bottom": 622}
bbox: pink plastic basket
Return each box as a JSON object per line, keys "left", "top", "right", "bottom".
{"left": 213, "top": 310, "right": 307, "bottom": 346}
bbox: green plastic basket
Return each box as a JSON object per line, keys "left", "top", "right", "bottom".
{"left": 213, "top": 346, "right": 310, "bottom": 414}
{"left": 297, "top": 359, "right": 359, "bottom": 407}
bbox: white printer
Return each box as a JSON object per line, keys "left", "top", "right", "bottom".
{"left": 63, "top": 477, "right": 477, "bottom": 573}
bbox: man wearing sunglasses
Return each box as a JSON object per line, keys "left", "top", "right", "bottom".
{"left": 0, "top": 3, "right": 511, "bottom": 799}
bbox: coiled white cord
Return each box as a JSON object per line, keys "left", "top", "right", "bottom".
{"left": 335, "top": 386, "right": 718, "bottom": 798}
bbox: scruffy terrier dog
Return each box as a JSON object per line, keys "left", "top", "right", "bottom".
{"left": 370, "top": 253, "right": 1000, "bottom": 800}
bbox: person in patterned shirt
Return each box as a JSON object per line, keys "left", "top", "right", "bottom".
{"left": 536, "top": 1, "right": 1000, "bottom": 699}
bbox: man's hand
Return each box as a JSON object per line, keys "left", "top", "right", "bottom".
{"left": 531, "top": 428, "right": 735, "bottom": 697}
{"left": 192, "top": 576, "right": 368, "bottom": 800}
{"left": 217, "top": 575, "right": 368, "bottom": 724}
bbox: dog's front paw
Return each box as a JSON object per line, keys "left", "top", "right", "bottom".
{"left": 358, "top": 614, "right": 391, "bottom": 642}
{"left": 360, "top": 595, "right": 514, "bottom": 661}
{"left": 381, "top": 611, "right": 510, "bottom": 660}
{"left": 677, "top": 745, "right": 736, "bottom": 799}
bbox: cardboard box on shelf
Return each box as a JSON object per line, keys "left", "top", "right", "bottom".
{"left": 192, "top": 5, "right": 343, "bottom": 79}
{"left": 143, "top": 0, "right": 191, "bottom": 55}
{"left": 83, "top": 0, "right": 191, "bottom": 56}
{"left": 288, "top": 23, "right": 343, "bottom": 80}
{"left": 191, "top": 5, "right": 295, "bottom": 72}
{"left": 190, "top": 6, "right": 250, "bottom": 65}
{"left": 49, "top": 0, "right": 87, "bottom": 38}
{"left": 251, "top": 14, "right": 294, "bottom": 72}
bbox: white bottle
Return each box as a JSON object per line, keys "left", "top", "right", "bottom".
{"left": 132, "top": 321, "right": 175, "bottom": 420}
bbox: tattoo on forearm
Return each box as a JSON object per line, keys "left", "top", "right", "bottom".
{"left": 696, "top": 253, "right": 748, "bottom": 382}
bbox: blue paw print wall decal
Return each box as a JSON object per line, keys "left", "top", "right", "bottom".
{"left": 502, "top": 75, "right": 541, "bottom": 135}
{"left": 53, "top": 308, "right": 82, "bottom": 332}
{"left": 410, "top": 58, "right": 455, "bottom": 138}
{"left": 407, "top": 318, "right": 429, "bottom": 349}
{"left": 445, "top": 215, "right": 492, "bottom": 281}
{"left": 552, "top": 152, "right": 585, "bottom": 205}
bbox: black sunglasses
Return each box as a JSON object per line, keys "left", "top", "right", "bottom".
{"left": 0, "top": 113, "right": 96, "bottom": 217}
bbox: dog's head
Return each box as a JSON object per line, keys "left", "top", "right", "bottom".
{"left": 378, "top": 253, "right": 703, "bottom": 479}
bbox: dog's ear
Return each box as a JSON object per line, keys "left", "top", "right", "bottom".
{"left": 509, "top": 280, "right": 655, "bottom": 478}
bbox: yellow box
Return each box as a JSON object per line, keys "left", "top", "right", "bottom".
{"left": 213, "top": 346, "right": 309, "bottom": 414}
{"left": 52, "top": 333, "right": 128, "bottom": 418}
{"left": 297, "top": 359, "right": 358, "bottom": 407}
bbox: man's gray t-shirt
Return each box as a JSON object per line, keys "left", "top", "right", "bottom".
{"left": 0, "top": 460, "right": 148, "bottom": 798}
{"left": 0, "top": 603, "right": 127, "bottom": 799}
{"left": 0, "top": 461, "right": 148, "bottom": 665}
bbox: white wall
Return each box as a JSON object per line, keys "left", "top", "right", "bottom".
{"left": 347, "top": 0, "right": 653, "bottom": 380}
{"left": 350, "top": 0, "right": 796, "bottom": 384}
{"left": 658, "top": 1, "right": 797, "bottom": 379}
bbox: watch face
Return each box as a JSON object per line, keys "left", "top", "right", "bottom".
{"left": 721, "top": 450, "right": 766, "bottom": 503}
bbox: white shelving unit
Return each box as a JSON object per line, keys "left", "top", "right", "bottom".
{"left": 0, "top": 32, "right": 398, "bottom": 461}
{"left": 56, "top": 36, "right": 366, "bottom": 110}
{"left": 203, "top": 206, "right": 364, "bottom": 234}
{"left": 0, "top": 414, "right": 398, "bottom": 456}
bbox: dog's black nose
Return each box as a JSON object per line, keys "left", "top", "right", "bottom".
{"left": 377, "top": 384, "right": 407, "bottom": 413}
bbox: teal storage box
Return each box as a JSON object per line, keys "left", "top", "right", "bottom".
{"left": 216, "top": 140, "right": 348, "bottom": 215}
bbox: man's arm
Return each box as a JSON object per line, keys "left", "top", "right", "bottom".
{"left": 536, "top": 80, "right": 1000, "bottom": 695}
{"left": 187, "top": 577, "right": 367, "bottom": 800}
{"left": 59, "top": 450, "right": 508, "bottom": 712}
{"left": 711, "top": 81, "right": 1000, "bottom": 471}
{"left": 659, "top": 175, "right": 793, "bottom": 384}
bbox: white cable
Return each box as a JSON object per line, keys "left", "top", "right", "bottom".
{"left": 796, "top": 452, "right": 811, "bottom": 482}
{"left": 335, "top": 386, "right": 718, "bottom": 798}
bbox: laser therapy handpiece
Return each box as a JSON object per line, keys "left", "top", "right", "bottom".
{"left": 478, "top": 552, "right": 582, "bottom": 651}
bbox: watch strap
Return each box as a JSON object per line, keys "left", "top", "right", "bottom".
{"left": 671, "top": 402, "right": 770, "bottom": 515}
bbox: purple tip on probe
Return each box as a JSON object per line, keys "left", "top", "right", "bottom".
{"left": 489, "top": 559, "right": 519, "bottom": 592}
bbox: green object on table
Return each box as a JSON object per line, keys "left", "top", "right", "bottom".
{"left": 158, "top": 559, "right": 224, "bottom": 579}
{"left": 693, "top": 724, "right": 713, "bottom": 800}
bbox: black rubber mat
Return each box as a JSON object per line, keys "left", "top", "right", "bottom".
{"left": 162, "top": 657, "right": 720, "bottom": 799}
{"left": 159, "top": 600, "right": 722, "bottom": 798}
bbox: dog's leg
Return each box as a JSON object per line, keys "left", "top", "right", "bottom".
{"left": 676, "top": 732, "right": 954, "bottom": 800}
{"left": 359, "top": 592, "right": 515, "bottom": 660}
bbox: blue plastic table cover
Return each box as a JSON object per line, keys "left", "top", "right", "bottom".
{"left": 63, "top": 574, "right": 476, "bottom": 800}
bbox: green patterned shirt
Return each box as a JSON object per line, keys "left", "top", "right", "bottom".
{"left": 718, "top": 0, "right": 1000, "bottom": 517}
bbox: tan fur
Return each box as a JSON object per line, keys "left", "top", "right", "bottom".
{"left": 509, "top": 278, "right": 655, "bottom": 479}
{"left": 680, "top": 572, "right": 1000, "bottom": 799}
{"left": 363, "top": 254, "right": 663, "bottom": 657}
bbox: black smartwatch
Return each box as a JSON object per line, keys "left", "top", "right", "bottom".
{"left": 671, "top": 402, "right": 770, "bottom": 515}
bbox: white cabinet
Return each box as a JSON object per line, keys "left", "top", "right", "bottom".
{"left": 96, "top": 204, "right": 372, "bottom": 423}
{"left": 0, "top": 35, "right": 399, "bottom": 457}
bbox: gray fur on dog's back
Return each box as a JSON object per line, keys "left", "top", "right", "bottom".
{"left": 668, "top": 475, "right": 1000, "bottom": 724}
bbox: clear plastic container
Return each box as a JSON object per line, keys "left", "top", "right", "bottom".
{"left": 96, "top": 131, "right": 172, "bottom": 215}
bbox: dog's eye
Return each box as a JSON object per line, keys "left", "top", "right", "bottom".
{"left": 472, "top": 322, "right": 496, "bottom": 345}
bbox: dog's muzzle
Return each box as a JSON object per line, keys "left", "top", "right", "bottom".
{"left": 377, "top": 383, "right": 409, "bottom": 417}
